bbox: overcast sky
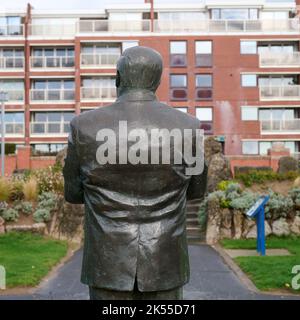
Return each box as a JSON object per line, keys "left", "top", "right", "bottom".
{"left": 1, "top": 0, "right": 201, "bottom": 10}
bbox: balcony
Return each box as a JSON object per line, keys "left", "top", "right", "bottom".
{"left": 78, "top": 20, "right": 151, "bottom": 33}
{"left": 153, "top": 19, "right": 300, "bottom": 33}
{"left": 1, "top": 90, "right": 24, "bottom": 102}
{"left": 81, "top": 87, "right": 116, "bottom": 101}
{"left": 30, "top": 89, "right": 75, "bottom": 103}
{"left": 0, "top": 57, "right": 24, "bottom": 70}
{"left": 80, "top": 53, "right": 120, "bottom": 68}
{"left": 259, "top": 85, "right": 300, "bottom": 101}
{"left": 29, "top": 24, "right": 76, "bottom": 37}
{"left": 31, "top": 56, "right": 74, "bottom": 69}
{"left": 261, "top": 119, "right": 300, "bottom": 133}
{"left": 259, "top": 51, "right": 300, "bottom": 68}
{"left": 30, "top": 121, "right": 69, "bottom": 136}
{"left": 0, "top": 25, "right": 24, "bottom": 36}
{"left": 0, "top": 122, "right": 24, "bottom": 136}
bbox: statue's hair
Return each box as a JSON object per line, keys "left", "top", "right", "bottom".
{"left": 116, "top": 46, "right": 163, "bottom": 92}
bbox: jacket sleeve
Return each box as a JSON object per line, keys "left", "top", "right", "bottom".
{"left": 63, "top": 117, "right": 84, "bottom": 204}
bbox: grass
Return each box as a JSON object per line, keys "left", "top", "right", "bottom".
{"left": 221, "top": 236, "right": 300, "bottom": 293}
{"left": 0, "top": 232, "right": 68, "bottom": 288}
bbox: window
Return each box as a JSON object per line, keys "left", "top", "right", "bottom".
{"left": 122, "top": 41, "right": 139, "bottom": 52}
{"left": 242, "top": 141, "right": 258, "bottom": 154}
{"left": 170, "top": 74, "right": 187, "bottom": 100}
{"left": 31, "top": 80, "right": 75, "bottom": 101}
{"left": 31, "top": 112, "right": 75, "bottom": 135}
{"left": 195, "top": 74, "right": 213, "bottom": 100}
{"left": 195, "top": 41, "right": 212, "bottom": 67}
{"left": 170, "top": 41, "right": 187, "bottom": 67}
{"left": 211, "top": 9, "right": 258, "bottom": 20}
{"left": 241, "top": 74, "right": 257, "bottom": 87}
{"left": 32, "top": 47, "right": 74, "bottom": 68}
{"left": 196, "top": 107, "right": 213, "bottom": 135}
{"left": 0, "top": 112, "right": 24, "bottom": 135}
{"left": 175, "top": 107, "right": 188, "bottom": 113}
{"left": 241, "top": 107, "right": 258, "bottom": 120}
{"left": 259, "top": 141, "right": 272, "bottom": 155}
{"left": 0, "top": 80, "right": 24, "bottom": 101}
{"left": 240, "top": 41, "right": 257, "bottom": 54}
{"left": 0, "top": 16, "right": 22, "bottom": 35}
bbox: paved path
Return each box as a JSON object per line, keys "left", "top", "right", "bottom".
{"left": 1, "top": 245, "right": 300, "bottom": 300}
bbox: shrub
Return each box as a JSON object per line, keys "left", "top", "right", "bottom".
{"left": 14, "top": 201, "right": 33, "bottom": 215}
{"left": 0, "top": 178, "right": 12, "bottom": 202}
{"left": 33, "top": 208, "right": 51, "bottom": 223}
{"left": 32, "top": 166, "right": 64, "bottom": 194}
{"left": 1, "top": 208, "right": 19, "bottom": 222}
{"left": 23, "top": 178, "right": 38, "bottom": 201}
{"left": 37, "top": 192, "right": 57, "bottom": 211}
{"left": 265, "top": 191, "right": 293, "bottom": 220}
{"left": 9, "top": 179, "right": 24, "bottom": 201}
{"left": 235, "top": 170, "right": 299, "bottom": 187}
{"left": 230, "top": 191, "right": 259, "bottom": 211}
{"left": 0, "top": 201, "right": 8, "bottom": 212}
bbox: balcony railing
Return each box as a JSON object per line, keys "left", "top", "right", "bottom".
{"left": 80, "top": 53, "right": 120, "bottom": 67}
{"left": 261, "top": 119, "right": 300, "bottom": 132}
{"left": 259, "top": 85, "right": 300, "bottom": 101}
{"left": 30, "top": 121, "right": 70, "bottom": 135}
{"left": 154, "top": 19, "right": 300, "bottom": 33}
{"left": 0, "top": 57, "right": 24, "bottom": 69}
{"left": 0, "top": 25, "right": 24, "bottom": 36}
{"left": 29, "top": 24, "right": 76, "bottom": 37}
{"left": 81, "top": 87, "right": 116, "bottom": 101}
{"left": 0, "top": 122, "right": 24, "bottom": 135}
{"left": 259, "top": 51, "right": 300, "bottom": 67}
{"left": 31, "top": 56, "right": 75, "bottom": 68}
{"left": 30, "top": 89, "right": 75, "bottom": 102}
{"left": 78, "top": 20, "right": 151, "bottom": 33}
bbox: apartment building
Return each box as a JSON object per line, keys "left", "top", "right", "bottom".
{"left": 0, "top": 0, "right": 300, "bottom": 159}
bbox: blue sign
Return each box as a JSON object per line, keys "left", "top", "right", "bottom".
{"left": 246, "top": 195, "right": 270, "bottom": 256}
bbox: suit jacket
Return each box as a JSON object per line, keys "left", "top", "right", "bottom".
{"left": 63, "top": 89, "right": 207, "bottom": 292}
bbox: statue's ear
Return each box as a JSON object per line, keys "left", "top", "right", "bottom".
{"left": 116, "top": 71, "right": 120, "bottom": 88}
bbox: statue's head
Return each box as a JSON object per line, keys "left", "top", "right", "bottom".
{"left": 116, "top": 46, "right": 163, "bottom": 95}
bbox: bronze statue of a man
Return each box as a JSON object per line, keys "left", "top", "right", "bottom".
{"left": 63, "top": 46, "right": 207, "bottom": 300}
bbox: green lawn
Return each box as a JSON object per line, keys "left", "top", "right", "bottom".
{"left": 221, "top": 236, "right": 300, "bottom": 293}
{"left": 0, "top": 232, "right": 68, "bottom": 288}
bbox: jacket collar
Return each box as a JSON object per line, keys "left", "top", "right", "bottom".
{"left": 116, "top": 88, "right": 157, "bottom": 102}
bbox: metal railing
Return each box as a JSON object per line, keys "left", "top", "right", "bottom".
{"left": 154, "top": 18, "right": 300, "bottom": 33}
{"left": 0, "top": 122, "right": 24, "bottom": 135}
{"left": 31, "top": 56, "right": 74, "bottom": 68}
{"left": 0, "top": 57, "right": 24, "bottom": 69}
{"left": 0, "top": 25, "right": 24, "bottom": 36}
{"left": 80, "top": 53, "right": 120, "bottom": 67}
{"left": 30, "top": 89, "right": 75, "bottom": 102}
{"left": 78, "top": 20, "right": 151, "bottom": 33}
{"left": 29, "top": 24, "right": 76, "bottom": 37}
{"left": 30, "top": 121, "right": 70, "bottom": 135}
{"left": 259, "top": 85, "right": 300, "bottom": 100}
{"left": 261, "top": 119, "right": 300, "bottom": 132}
{"left": 259, "top": 51, "right": 300, "bottom": 67}
{"left": 81, "top": 87, "right": 116, "bottom": 101}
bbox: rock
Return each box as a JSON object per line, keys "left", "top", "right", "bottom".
{"left": 242, "top": 218, "right": 256, "bottom": 238}
{"left": 245, "top": 221, "right": 272, "bottom": 239}
{"left": 233, "top": 211, "right": 243, "bottom": 239}
{"left": 50, "top": 197, "right": 84, "bottom": 243}
{"left": 290, "top": 216, "right": 300, "bottom": 235}
{"left": 0, "top": 216, "right": 5, "bottom": 234}
{"left": 6, "top": 223, "right": 46, "bottom": 234}
{"left": 206, "top": 197, "right": 222, "bottom": 244}
{"left": 56, "top": 147, "right": 68, "bottom": 167}
{"left": 293, "top": 177, "right": 300, "bottom": 188}
{"left": 220, "top": 208, "right": 232, "bottom": 239}
{"left": 272, "top": 218, "right": 290, "bottom": 236}
{"left": 204, "top": 137, "right": 222, "bottom": 163}
{"left": 207, "top": 153, "right": 231, "bottom": 192}
{"left": 278, "top": 156, "right": 298, "bottom": 174}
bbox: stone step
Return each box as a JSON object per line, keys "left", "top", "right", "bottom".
{"left": 185, "top": 206, "right": 199, "bottom": 214}
{"left": 186, "top": 226, "right": 202, "bottom": 237}
{"left": 187, "top": 199, "right": 202, "bottom": 205}
{"left": 186, "top": 212, "right": 198, "bottom": 219}
{"left": 186, "top": 218, "right": 199, "bottom": 226}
